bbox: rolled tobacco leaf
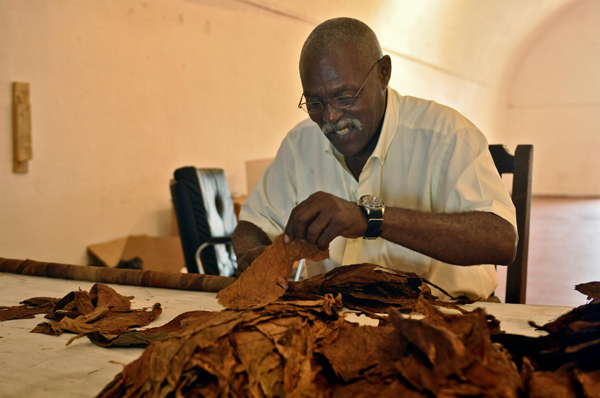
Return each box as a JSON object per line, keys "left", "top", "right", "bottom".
{"left": 0, "top": 257, "right": 235, "bottom": 292}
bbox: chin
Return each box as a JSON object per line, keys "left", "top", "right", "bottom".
{"left": 331, "top": 143, "right": 361, "bottom": 157}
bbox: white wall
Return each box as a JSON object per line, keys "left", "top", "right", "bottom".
{"left": 0, "top": 0, "right": 580, "bottom": 265}
{"left": 0, "top": 0, "right": 311, "bottom": 264}
{"left": 503, "top": 0, "right": 600, "bottom": 195}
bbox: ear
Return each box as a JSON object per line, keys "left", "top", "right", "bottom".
{"left": 378, "top": 55, "right": 392, "bottom": 88}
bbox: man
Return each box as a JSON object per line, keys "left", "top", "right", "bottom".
{"left": 233, "top": 17, "right": 517, "bottom": 300}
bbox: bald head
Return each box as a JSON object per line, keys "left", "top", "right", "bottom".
{"left": 300, "top": 17, "right": 383, "bottom": 72}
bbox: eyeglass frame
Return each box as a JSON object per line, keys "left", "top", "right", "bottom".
{"left": 297, "top": 56, "right": 384, "bottom": 114}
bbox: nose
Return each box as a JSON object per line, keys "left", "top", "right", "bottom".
{"left": 322, "top": 102, "right": 344, "bottom": 125}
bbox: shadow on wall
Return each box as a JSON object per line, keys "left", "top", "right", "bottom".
{"left": 500, "top": 0, "right": 600, "bottom": 196}
{"left": 245, "top": 158, "right": 274, "bottom": 195}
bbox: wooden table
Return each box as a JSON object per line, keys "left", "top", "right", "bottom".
{"left": 0, "top": 272, "right": 573, "bottom": 398}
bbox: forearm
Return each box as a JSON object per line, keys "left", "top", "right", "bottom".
{"left": 380, "top": 208, "right": 517, "bottom": 266}
{"left": 232, "top": 220, "right": 273, "bottom": 259}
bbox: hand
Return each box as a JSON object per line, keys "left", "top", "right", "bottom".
{"left": 284, "top": 191, "right": 367, "bottom": 250}
{"left": 235, "top": 245, "right": 267, "bottom": 277}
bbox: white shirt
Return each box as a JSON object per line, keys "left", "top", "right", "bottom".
{"left": 240, "top": 88, "right": 517, "bottom": 300}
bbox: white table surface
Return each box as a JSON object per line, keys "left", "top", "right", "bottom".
{"left": 0, "top": 272, "right": 574, "bottom": 398}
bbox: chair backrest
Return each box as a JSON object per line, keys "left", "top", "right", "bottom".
{"left": 489, "top": 145, "right": 534, "bottom": 304}
{"left": 170, "top": 167, "right": 237, "bottom": 275}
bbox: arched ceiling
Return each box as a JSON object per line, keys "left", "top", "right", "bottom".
{"left": 239, "top": 0, "right": 576, "bottom": 89}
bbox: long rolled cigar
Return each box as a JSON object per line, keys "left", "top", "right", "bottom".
{"left": 0, "top": 257, "right": 235, "bottom": 292}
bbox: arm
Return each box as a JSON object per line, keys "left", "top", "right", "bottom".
{"left": 232, "top": 220, "right": 273, "bottom": 274}
{"left": 283, "top": 191, "right": 517, "bottom": 266}
{"left": 380, "top": 206, "right": 516, "bottom": 266}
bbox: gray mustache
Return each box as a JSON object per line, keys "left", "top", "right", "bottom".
{"left": 321, "top": 118, "right": 363, "bottom": 135}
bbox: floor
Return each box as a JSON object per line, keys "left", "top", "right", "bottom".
{"left": 494, "top": 196, "right": 600, "bottom": 307}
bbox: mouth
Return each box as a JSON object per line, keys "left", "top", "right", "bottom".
{"left": 321, "top": 118, "right": 363, "bottom": 141}
{"left": 334, "top": 126, "right": 352, "bottom": 136}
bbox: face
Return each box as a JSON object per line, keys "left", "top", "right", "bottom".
{"left": 300, "top": 45, "right": 390, "bottom": 159}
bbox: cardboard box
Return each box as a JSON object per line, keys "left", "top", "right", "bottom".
{"left": 87, "top": 235, "right": 185, "bottom": 273}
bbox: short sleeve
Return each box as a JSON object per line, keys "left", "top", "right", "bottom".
{"left": 239, "top": 137, "right": 299, "bottom": 241}
{"left": 433, "top": 128, "right": 517, "bottom": 230}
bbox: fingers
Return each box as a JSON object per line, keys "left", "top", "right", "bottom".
{"left": 284, "top": 195, "right": 319, "bottom": 243}
{"left": 284, "top": 192, "right": 358, "bottom": 250}
{"left": 285, "top": 195, "right": 328, "bottom": 244}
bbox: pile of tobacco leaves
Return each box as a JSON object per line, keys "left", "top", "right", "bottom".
{"left": 93, "top": 281, "right": 600, "bottom": 398}
{"left": 492, "top": 282, "right": 600, "bottom": 397}
{"left": 95, "top": 294, "right": 522, "bottom": 398}
{"left": 93, "top": 237, "right": 600, "bottom": 398}
{"left": 1, "top": 235, "right": 599, "bottom": 397}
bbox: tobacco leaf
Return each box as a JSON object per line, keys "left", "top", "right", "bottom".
{"left": 21, "top": 297, "right": 61, "bottom": 307}
{"left": 315, "top": 321, "right": 406, "bottom": 382}
{"left": 0, "top": 296, "right": 60, "bottom": 322}
{"left": 0, "top": 304, "right": 50, "bottom": 321}
{"left": 532, "top": 301, "right": 600, "bottom": 335}
{"left": 90, "top": 283, "right": 132, "bottom": 310}
{"left": 331, "top": 378, "right": 424, "bottom": 398}
{"left": 576, "top": 282, "right": 600, "bottom": 303}
{"left": 575, "top": 369, "right": 600, "bottom": 398}
{"left": 288, "top": 263, "right": 468, "bottom": 315}
{"left": 31, "top": 322, "right": 63, "bottom": 335}
{"left": 59, "top": 303, "right": 162, "bottom": 336}
{"left": 526, "top": 371, "right": 578, "bottom": 398}
{"left": 87, "top": 310, "right": 212, "bottom": 347}
{"left": 217, "top": 235, "right": 329, "bottom": 310}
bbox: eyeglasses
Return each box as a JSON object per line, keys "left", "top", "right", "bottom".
{"left": 298, "top": 57, "right": 382, "bottom": 114}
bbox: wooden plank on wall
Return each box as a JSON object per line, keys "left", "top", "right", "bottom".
{"left": 13, "top": 82, "right": 32, "bottom": 173}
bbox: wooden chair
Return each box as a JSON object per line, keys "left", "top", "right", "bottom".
{"left": 489, "top": 145, "right": 534, "bottom": 304}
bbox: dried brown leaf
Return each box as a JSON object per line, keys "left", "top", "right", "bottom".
{"left": 575, "top": 369, "right": 600, "bottom": 398}
{"left": 332, "top": 379, "right": 424, "bottom": 398}
{"left": 31, "top": 322, "right": 64, "bottom": 335}
{"left": 527, "top": 371, "right": 578, "bottom": 398}
{"left": 316, "top": 321, "right": 405, "bottom": 382}
{"left": 87, "top": 310, "right": 212, "bottom": 347}
{"left": 0, "top": 296, "right": 58, "bottom": 322}
{"left": 218, "top": 235, "right": 328, "bottom": 310}
{"left": 288, "top": 263, "right": 466, "bottom": 315}
{"left": 59, "top": 304, "right": 162, "bottom": 335}
{"left": 576, "top": 282, "right": 600, "bottom": 302}
{"left": 0, "top": 303, "right": 53, "bottom": 321}
{"left": 90, "top": 283, "right": 132, "bottom": 311}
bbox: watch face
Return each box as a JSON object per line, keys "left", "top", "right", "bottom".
{"left": 359, "top": 195, "right": 385, "bottom": 210}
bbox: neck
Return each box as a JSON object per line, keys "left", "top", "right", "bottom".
{"left": 345, "top": 89, "right": 389, "bottom": 180}
{"left": 345, "top": 156, "right": 365, "bottom": 180}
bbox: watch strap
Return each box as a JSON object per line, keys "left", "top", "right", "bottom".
{"left": 359, "top": 207, "right": 384, "bottom": 239}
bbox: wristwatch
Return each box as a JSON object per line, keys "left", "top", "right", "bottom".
{"left": 357, "top": 195, "right": 385, "bottom": 239}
